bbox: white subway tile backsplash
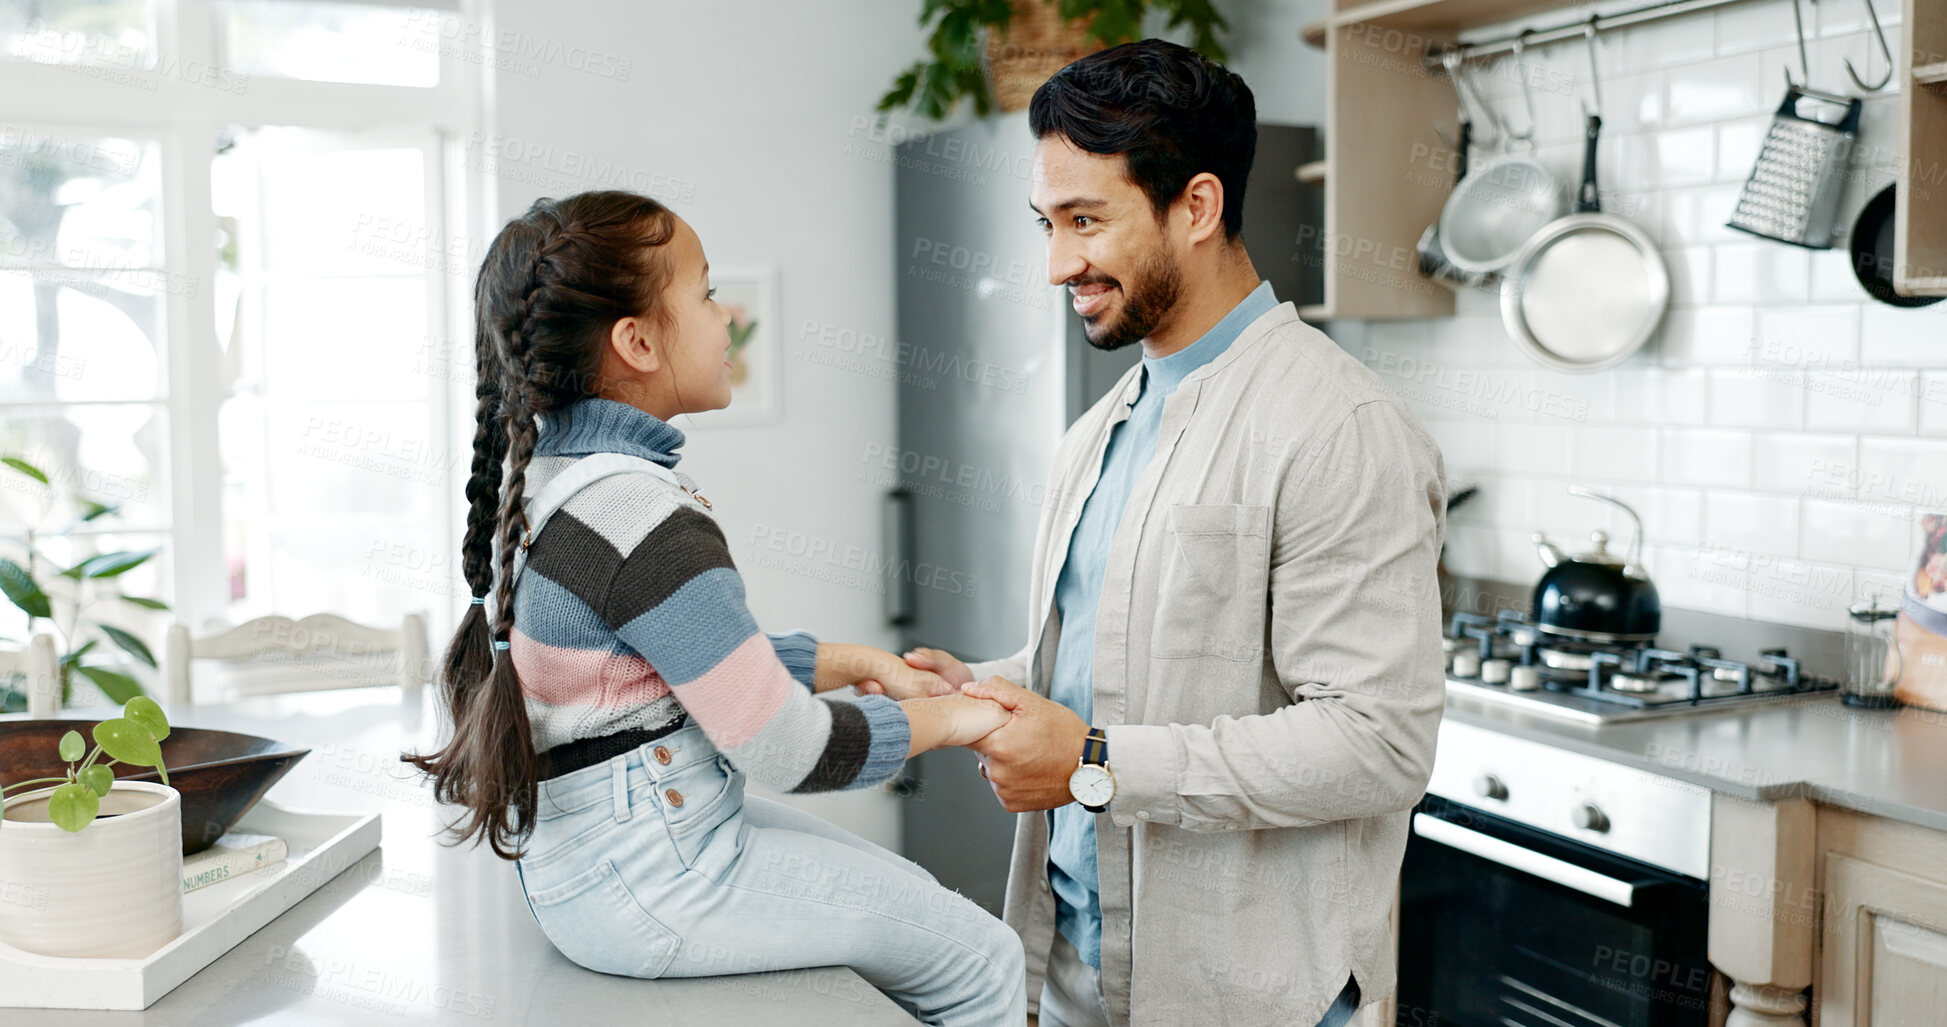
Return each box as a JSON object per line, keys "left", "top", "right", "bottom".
{"left": 1715, "top": 0, "right": 1801, "bottom": 56}
{"left": 1363, "top": 7, "right": 1926, "bottom": 630}
{"left": 1858, "top": 438, "right": 1947, "bottom": 508}
{"left": 1707, "top": 367, "right": 1806, "bottom": 429}
{"left": 1921, "top": 372, "right": 1947, "bottom": 436}
{"left": 1659, "top": 306, "right": 1755, "bottom": 365}
{"left": 1860, "top": 303, "right": 1947, "bottom": 367}
{"left": 1804, "top": 368, "right": 1918, "bottom": 433}
{"left": 1713, "top": 241, "right": 1811, "bottom": 304}
{"left": 1649, "top": 542, "right": 1750, "bottom": 617}
{"left": 1660, "top": 428, "right": 1753, "bottom": 487}
{"left": 1705, "top": 489, "right": 1801, "bottom": 555}
{"left": 1664, "top": 54, "right": 1765, "bottom": 125}
{"left": 1751, "top": 432, "right": 1857, "bottom": 495}
{"left": 1744, "top": 557, "right": 1854, "bottom": 630}
{"left": 1801, "top": 497, "right": 1915, "bottom": 568}
{"left": 1574, "top": 426, "right": 1659, "bottom": 482}
{"left": 1751, "top": 305, "right": 1862, "bottom": 366}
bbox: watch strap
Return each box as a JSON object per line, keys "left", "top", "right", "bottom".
{"left": 1081, "top": 728, "right": 1109, "bottom": 767}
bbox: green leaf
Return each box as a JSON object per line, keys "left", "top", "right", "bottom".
{"left": 122, "top": 694, "right": 169, "bottom": 741}
{"left": 92, "top": 717, "right": 162, "bottom": 772}
{"left": 46, "top": 781, "right": 99, "bottom": 832}
{"left": 95, "top": 623, "right": 157, "bottom": 669}
{"left": 75, "top": 665, "right": 142, "bottom": 705}
{"left": 1, "top": 456, "right": 48, "bottom": 484}
{"left": 60, "top": 639, "right": 98, "bottom": 667}
{"left": 52, "top": 501, "right": 121, "bottom": 537}
{"left": 120, "top": 596, "right": 170, "bottom": 611}
{"left": 57, "top": 729, "right": 84, "bottom": 762}
{"left": 63, "top": 548, "right": 158, "bottom": 580}
{"left": 0, "top": 558, "right": 51, "bottom": 619}
{"left": 78, "top": 764, "right": 113, "bottom": 797}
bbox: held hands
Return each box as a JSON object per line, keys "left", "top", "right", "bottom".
{"left": 958, "top": 676, "right": 1090, "bottom": 813}
{"left": 816, "top": 643, "right": 956, "bottom": 700}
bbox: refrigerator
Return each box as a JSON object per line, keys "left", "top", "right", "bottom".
{"left": 887, "top": 114, "right": 1320, "bottom": 912}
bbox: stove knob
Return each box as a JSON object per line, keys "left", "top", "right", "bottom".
{"left": 1472, "top": 774, "right": 1508, "bottom": 801}
{"left": 1451, "top": 651, "right": 1481, "bottom": 678}
{"left": 1571, "top": 802, "right": 1610, "bottom": 833}
{"left": 1481, "top": 658, "right": 1512, "bottom": 684}
{"left": 1509, "top": 665, "right": 1542, "bottom": 691}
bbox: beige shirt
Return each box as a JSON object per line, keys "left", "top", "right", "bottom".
{"left": 968, "top": 302, "right": 1447, "bottom": 1027}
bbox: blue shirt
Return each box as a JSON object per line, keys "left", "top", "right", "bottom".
{"left": 1046, "top": 281, "right": 1277, "bottom": 969}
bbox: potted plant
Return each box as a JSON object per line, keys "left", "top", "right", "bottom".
{"left": 0, "top": 696, "right": 181, "bottom": 959}
{"left": 0, "top": 454, "right": 170, "bottom": 712}
{"left": 879, "top": 0, "right": 1230, "bottom": 119}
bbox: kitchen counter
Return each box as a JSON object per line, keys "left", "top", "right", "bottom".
{"left": 1445, "top": 690, "right": 1947, "bottom": 833}
{"left": 2, "top": 688, "right": 916, "bottom": 1025}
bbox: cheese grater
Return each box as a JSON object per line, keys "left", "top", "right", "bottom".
{"left": 1726, "top": 86, "right": 1862, "bottom": 249}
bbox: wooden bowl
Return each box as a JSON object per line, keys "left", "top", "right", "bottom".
{"left": 0, "top": 720, "right": 309, "bottom": 855}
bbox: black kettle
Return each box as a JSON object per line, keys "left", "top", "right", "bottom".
{"left": 1531, "top": 486, "right": 1660, "bottom": 643}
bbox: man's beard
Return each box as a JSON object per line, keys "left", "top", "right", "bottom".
{"left": 1075, "top": 247, "right": 1181, "bottom": 352}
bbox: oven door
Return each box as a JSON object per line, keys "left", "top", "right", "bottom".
{"left": 1398, "top": 796, "right": 1714, "bottom": 1027}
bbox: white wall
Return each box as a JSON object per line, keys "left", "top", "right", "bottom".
{"left": 1224, "top": 0, "right": 1331, "bottom": 127}
{"left": 487, "top": 0, "right": 928, "bottom": 847}
{"left": 1323, "top": 0, "right": 1944, "bottom": 634}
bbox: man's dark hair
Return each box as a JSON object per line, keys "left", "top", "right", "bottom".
{"left": 1028, "top": 39, "right": 1257, "bottom": 240}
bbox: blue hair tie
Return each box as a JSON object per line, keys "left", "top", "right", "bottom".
{"left": 493, "top": 640, "right": 510, "bottom": 651}
{"left": 470, "top": 596, "right": 486, "bottom": 605}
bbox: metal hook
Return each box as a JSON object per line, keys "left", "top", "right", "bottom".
{"left": 1788, "top": 0, "right": 1810, "bottom": 88}
{"left": 1507, "top": 30, "right": 1541, "bottom": 152}
{"left": 1442, "top": 49, "right": 1501, "bottom": 151}
{"left": 1580, "top": 19, "right": 1603, "bottom": 120}
{"left": 1846, "top": 0, "right": 1894, "bottom": 91}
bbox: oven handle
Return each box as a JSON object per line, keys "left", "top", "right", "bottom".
{"left": 1412, "top": 813, "right": 1636, "bottom": 908}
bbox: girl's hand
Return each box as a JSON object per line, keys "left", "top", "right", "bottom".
{"left": 917, "top": 693, "right": 1010, "bottom": 748}
{"left": 818, "top": 643, "right": 955, "bottom": 699}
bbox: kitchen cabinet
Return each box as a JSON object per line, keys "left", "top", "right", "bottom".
{"left": 1815, "top": 806, "right": 1947, "bottom": 1026}
{"left": 1898, "top": 0, "right": 1947, "bottom": 296}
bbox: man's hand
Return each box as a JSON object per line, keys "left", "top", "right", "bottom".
{"left": 961, "top": 676, "right": 1089, "bottom": 813}
{"left": 817, "top": 643, "right": 955, "bottom": 699}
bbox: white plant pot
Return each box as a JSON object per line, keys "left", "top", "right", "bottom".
{"left": 0, "top": 780, "right": 184, "bottom": 959}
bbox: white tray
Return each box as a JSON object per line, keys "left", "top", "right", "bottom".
{"left": 0, "top": 800, "right": 382, "bottom": 1010}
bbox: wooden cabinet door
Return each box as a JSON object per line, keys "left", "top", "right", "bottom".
{"left": 1821, "top": 853, "right": 1947, "bottom": 1025}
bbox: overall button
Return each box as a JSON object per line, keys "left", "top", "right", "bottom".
{"left": 653, "top": 746, "right": 672, "bottom": 765}
{"left": 664, "top": 788, "right": 685, "bottom": 808}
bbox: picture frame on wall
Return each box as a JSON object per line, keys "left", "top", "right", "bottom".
{"left": 681, "top": 264, "right": 781, "bottom": 427}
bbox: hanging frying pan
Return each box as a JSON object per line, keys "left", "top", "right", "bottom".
{"left": 1849, "top": 183, "right": 1944, "bottom": 308}
{"left": 1500, "top": 113, "right": 1669, "bottom": 372}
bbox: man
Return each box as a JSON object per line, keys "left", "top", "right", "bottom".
{"left": 902, "top": 39, "right": 1447, "bottom": 1027}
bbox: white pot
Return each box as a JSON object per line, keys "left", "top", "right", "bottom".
{"left": 0, "top": 780, "right": 184, "bottom": 959}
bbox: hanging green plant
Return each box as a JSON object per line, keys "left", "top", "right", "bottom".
{"left": 879, "top": 0, "right": 1229, "bottom": 121}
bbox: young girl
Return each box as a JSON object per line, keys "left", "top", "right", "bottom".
{"left": 406, "top": 190, "right": 1026, "bottom": 1025}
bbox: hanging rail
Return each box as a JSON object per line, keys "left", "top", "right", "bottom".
{"left": 1421, "top": 0, "right": 1767, "bottom": 70}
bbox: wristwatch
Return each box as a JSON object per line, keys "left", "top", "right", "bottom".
{"left": 1068, "top": 728, "right": 1115, "bottom": 813}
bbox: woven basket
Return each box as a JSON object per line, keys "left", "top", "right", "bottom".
{"left": 984, "top": 0, "right": 1103, "bottom": 112}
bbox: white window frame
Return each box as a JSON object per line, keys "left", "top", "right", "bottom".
{"left": 0, "top": 0, "right": 492, "bottom": 635}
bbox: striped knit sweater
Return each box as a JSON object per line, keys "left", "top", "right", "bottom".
{"left": 508, "top": 398, "right": 911, "bottom": 793}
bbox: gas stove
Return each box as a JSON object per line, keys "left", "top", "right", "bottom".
{"left": 1443, "top": 610, "right": 1840, "bottom": 724}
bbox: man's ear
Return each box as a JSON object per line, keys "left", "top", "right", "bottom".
{"left": 607, "top": 315, "right": 662, "bottom": 374}
{"left": 1179, "top": 172, "right": 1227, "bottom": 247}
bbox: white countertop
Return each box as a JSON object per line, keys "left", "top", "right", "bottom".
{"left": 4, "top": 688, "right": 917, "bottom": 1025}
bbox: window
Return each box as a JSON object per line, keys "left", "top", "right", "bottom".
{"left": 0, "top": 0, "right": 480, "bottom": 707}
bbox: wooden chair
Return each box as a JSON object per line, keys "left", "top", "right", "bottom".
{"left": 0, "top": 634, "right": 60, "bottom": 718}
{"left": 163, "top": 613, "right": 430, "bottom": 707}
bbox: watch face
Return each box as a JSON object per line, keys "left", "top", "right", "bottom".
{"left": 1069, "top": 764, "right": 1114, "bottom": 807}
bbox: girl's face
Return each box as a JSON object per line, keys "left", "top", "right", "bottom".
{"left": 642, "top": 216, "right": 735, "bottom": 417}
{"left": 607, "top": 215, "right": 732, "bottom": 420}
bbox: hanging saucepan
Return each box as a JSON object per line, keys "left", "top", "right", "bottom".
{"left": 1437, "top": 34, "right": 1564, "bottom": 277}
{"left": 1531, "top": 486, "right": 1661, "bottom": 644}
{"left": 1849, "top": 183, "right": 1945, "bottom": 308}
{"left": 1499, "top": 111, "right": 1669, "bottom": 372}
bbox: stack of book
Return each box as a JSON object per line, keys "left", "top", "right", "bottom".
{"left": 183, "top": 833, "right": 288, "bottom": 893}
